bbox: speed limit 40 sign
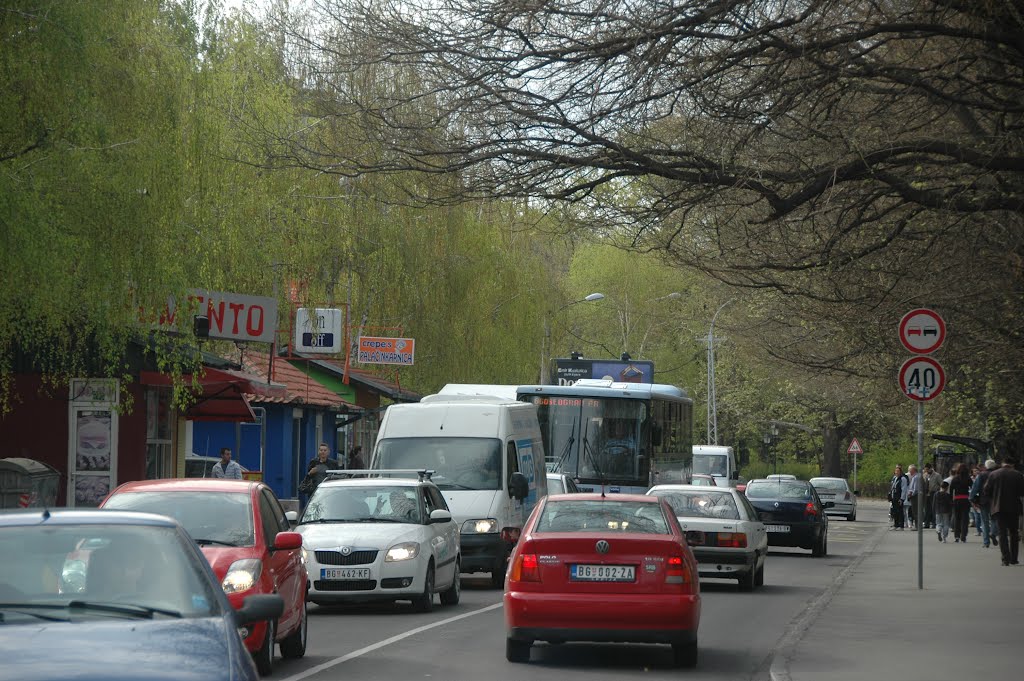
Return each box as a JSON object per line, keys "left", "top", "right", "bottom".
{"left": 899, "top": 356, "right": 945, "bottom": 401}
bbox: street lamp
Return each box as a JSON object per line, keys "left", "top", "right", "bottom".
{"left": 764, "top": 424, "right": 779, "bottom": 475}
{"left": 541, "top": 293, "right": 605, "bottom": 384}
{"left": 701, "top": 298, "right": 734, "bottom": 445}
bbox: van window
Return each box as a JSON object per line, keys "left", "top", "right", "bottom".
{"left": 375, "top": 437, "right": 501, "bottom": 491}
{"left": 506, "top": 441, "right": 519, "bottom": 488}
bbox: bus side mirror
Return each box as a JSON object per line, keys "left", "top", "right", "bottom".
{"left": 651, "top": 425, "right": 662, "bottom": 447}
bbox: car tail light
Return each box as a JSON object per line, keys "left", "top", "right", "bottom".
{"left": 717, "top": 532, "right": 747, "bottom": 548}
{"left": 665, "top": 555, "right": 691, "bottom": 585}
{"left": 685, "top": 530, "right": 705, "bottom": 546}
{"left": 843, "top": 491, "right": 852, "bottom": 501}
{"left": 510, "top": 553, "right": 541, "bottom": 582}
{"left": 805, "top": 502, "right": 818, "bottom": 517}
{"left": 501, "top": 527, "right": 521, "bottom": 544}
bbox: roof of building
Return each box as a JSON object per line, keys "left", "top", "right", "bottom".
{"left": 295, "top": 355, "right": 422, "bottom": 403}
{"left": 240, "top": 351, "right": 360, "bottom": 411}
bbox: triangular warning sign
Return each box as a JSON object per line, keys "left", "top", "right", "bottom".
{"left": 847, "top": 438, "right": 863, "bottom": 454}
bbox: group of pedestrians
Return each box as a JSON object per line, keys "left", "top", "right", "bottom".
{"left": 888, "top": 457, "right": 1024, "bottom": 567}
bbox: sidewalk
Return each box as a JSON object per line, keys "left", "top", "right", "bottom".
{"left": 777, "top": 499, "right": 1020, "bottom": 681}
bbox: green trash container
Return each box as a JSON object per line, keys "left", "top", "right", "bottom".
{"left": 0, "top": 458, "right": 60, "bottom": 509}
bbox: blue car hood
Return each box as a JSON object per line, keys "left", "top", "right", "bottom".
{"left": 0, "top": 616, "right": 255, "bottom": 681}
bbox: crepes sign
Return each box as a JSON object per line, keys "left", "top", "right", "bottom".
{"left": 357, "top": 337, "right": 416, "bottom": 365}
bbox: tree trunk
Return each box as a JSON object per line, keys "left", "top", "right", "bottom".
{"left": 822, "top": 416, "right": 841, "bottom": 478}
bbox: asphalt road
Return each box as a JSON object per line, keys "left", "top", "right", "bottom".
{"left": 271, "top": 504, "right": 887, "bottom": 681}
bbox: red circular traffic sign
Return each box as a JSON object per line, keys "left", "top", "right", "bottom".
{"left": 899, "top": 308, "right": 946, "bottom": 354}
{"left": 899, "top": 356, "right": 945, "bottom": 401}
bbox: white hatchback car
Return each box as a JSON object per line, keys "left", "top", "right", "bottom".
{"left": 809, "top": 477, "right": 859, "bottom": 521}
{"left": 295, "top": 474, "right": 461, "bottom": 611}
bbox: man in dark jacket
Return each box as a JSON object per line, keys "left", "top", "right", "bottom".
{"left": 984, "top": 456, "right": 1024, "bottom": 566}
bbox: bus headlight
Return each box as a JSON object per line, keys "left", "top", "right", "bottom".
{"left": 462, "top": 518, "right": 498, "bottom": 534}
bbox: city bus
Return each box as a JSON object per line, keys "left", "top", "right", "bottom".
{"left": 516, "top": 379, "right": 694, "bottom": 494}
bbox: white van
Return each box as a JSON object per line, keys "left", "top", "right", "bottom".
{"left": 692, "top": 445, "right": 739, "bottom": 487}
{"left": 371, "top": 394, "right": 547, "bottom": 587}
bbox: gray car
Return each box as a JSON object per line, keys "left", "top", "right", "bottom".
{"left": 809, "top": 477, "right": 858, "bottom": 521}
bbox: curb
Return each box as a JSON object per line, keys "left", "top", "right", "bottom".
{"left": 768, "top": 517, "right": 890, "bottom": 681}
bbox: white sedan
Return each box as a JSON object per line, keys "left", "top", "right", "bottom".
{"left": 295, "top": 476, "right": 461, "bottom": 611}
{"left": 646, "top": 484, "right": 768, "bottom": 591}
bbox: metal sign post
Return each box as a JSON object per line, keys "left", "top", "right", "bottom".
{"left": 898, "top": 307, "right": 946, "bottom": 591}
{"left": 847, "top": 438, "right": 863, "bottom": 493}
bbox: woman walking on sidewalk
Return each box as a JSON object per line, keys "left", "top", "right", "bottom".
{"left": 934, "top": 481, "right": 953, "bottom": 542}
{"left": 949, "top": 463, "right": 973, "bottom": 543}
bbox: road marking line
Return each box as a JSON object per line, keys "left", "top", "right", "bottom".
{"left": 279, "top": 602, "right": 504, "bottom": 681}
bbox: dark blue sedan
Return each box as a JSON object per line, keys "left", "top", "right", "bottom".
{"left": 0, "top": 508, "right": 283, "bottom": 681}
{"left": 743, "top": 479, "right": 834, "bottom": 556}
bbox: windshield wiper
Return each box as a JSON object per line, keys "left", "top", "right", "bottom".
{"left": 193, "top": 538, "right": 238, "bottom": 547}
{"left": 434, "top": 482, "right": 473, "bottom": 490}
{"left": 67, "top": 600, "right": 182, "bottom": 619}
{"left": 297, "top": 518, "right": 346, "bottom": 525}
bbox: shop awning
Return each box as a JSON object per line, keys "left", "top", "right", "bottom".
{"left": 139, "top": 368, "right": 287, "bottom": 422}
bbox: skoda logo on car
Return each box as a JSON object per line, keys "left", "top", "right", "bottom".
{"left": 339, "top": 546, "right": 352, "bottom": 556}
{"left": 595, "top": 540, "right": 610, "bottom": 554}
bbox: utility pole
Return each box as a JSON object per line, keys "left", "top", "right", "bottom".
{"left": 698, "top": 299, "right": 733, "bottom": 444}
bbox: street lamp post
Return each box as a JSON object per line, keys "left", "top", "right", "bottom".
{"left": 763, "top": 424, "right": 779, "bottom": 475}
{"left": 701, "top": 298, "right": 734, "bottom": 445}
{"left": 541, "top": 293, "right": 604, "bottom": 384}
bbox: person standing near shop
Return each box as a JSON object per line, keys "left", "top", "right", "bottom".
{"left": 888, "top": 465, "right": 908, "bottom": 530}
{"left": 211, "top": 447, "right": 243, "bottom": 479}
{"left": 984, "top": 456, "right": 1024, "bottom": 566}
{"left": 921, "top": 463, "right": 942, "bottom": 529}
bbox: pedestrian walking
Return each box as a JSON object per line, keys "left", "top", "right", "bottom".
{"left": 970, "top": 459, "right": 999, "bottom": 548}
{"left": 888, "top": 465, "right": 908, "bottom": 530}
{"left": 969, "top": 464, "right": 984, "bottom": 533}
{"left": 906, "top": 465, "right": 920, "bottom": 529}
{"left": 949, "top": 463, "right": 973, "bottom": 543}
{"left": 984, "top": 456, "right": 1024, "bottom": 566}
{"left": 299, "top": 443, "right": 339, "bottom": 508}
{"left": 922, "top": 463, "right": 942, "bottom": 529}
{"left": 934, "top": 481, "right": 953, "bottom": 542}
{"left": 211, "top": 447, "right": 243, "bottom": 479}
{"left": 348, "top": 444, "right": 366, "bottom": 471}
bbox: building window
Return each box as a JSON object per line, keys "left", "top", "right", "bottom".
{"left": 146, "top": 388, "right": 173, "bottom": 479}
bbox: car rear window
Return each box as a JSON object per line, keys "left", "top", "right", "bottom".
{"left": 811, "top": 479, "right": 848, "bottom": 491}
{"left": 649, "top": 490, "right": 740, "bottom": 520}
{"left": 535, "top": 499, "right": 670, "bottom": 534}
{"left": 745, "top": 481, "right": 812, "bottom": 500}
{"left": 103, "top": 491, "right": 255, "bottom": 546}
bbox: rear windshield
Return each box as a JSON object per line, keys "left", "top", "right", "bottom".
{"left": 536, "top": 499, "right": 670, "bottom": 534}
{"left": 649, "top": 489, "right": 739, "bottom": 520}
{"left": 103, "top": 491, "right": 255, "bottom": 547}
{"left": 745, "top": 481, "right": 812, "bottom": 500}
{"left": 810, "top": 479, "right": 848, "bottom": 491}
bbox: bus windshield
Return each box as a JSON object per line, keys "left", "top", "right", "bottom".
{"left": 526, "top": 396, "right": 648, "bottom": 489}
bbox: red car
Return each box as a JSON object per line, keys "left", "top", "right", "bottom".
{"left": 101, "top": 479, "right": 307, "bottom": 675}
{"left": 504, "top": 493, "right": 701, "bottom": 667}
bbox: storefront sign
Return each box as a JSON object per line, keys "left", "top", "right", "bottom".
{"left": 148, "top": 290, "right": 278, "bottom": 343}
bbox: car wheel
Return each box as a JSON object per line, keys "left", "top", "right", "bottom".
{"left": 279, "top": 600, "right": 307, "bottom": 659}
{"left": 506, "top": 637, "right": 531, "bottom": 663}
{"left": 754, "top": 561, "right": 765, "bottom": 587}
{"left": 848, "top": 511, "right": 857, "bottom": 522}
{"left": 253, "top": 618, "right": 275, "bottom": 676}
{"left": 812, "top": 531, "right": 826, "bottom": 557}
{"left": 737, "top": 564, "right": 756, "bottom": 592}
{"left": 439, "top": 560, "right": 461, "bottom": 606}
{"left": 672, "top": 640, "right": 698, "bottom": 668}
{"left": 412, "top": 563, "right": 435, "bottom": 613}
{"left": 490, "top": 555, "right": 507, "bottom": 589}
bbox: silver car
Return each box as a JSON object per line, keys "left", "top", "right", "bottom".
{"left": 809, "top": 477, "right": 858, "bottom": 521}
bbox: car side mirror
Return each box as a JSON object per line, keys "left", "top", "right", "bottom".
{"left": 429, "top": 509, "right": 453, "bottom": 524}
{"left": 853, "top": 490, "right": 861, "bottom": 496}
{"left": 730, "top": 470, "right": 739, "bottom": 480}
{"left": 285, "top": 510, "right": 298, "bottom": 526}
{"left": 272, "top": 531, "right": 303, "bottom": 551}
{"left": 508, "top": 472, "right": 529, "bottom": 500}
{"left": 235, "top": 594, "right": 284, "bottom": 626}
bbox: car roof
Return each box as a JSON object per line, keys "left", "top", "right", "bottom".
{"left": 648, "top": 484, "right": 735, "bottom": 493}
{"left": 318, "top": 477, "right": 431, "bottom": 489}
{"left": 810, "top": 477, "right": 847, "bottom": 482}
{"left": 0, "top": 508, "right": 183, "bottom": 529}
{"left": 107, "top": 478, "right": 262, "bottom": 495}
{"left": 544, "top": 492, "right": 657, "bottom": 503}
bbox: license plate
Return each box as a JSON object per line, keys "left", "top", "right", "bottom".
{"left": 819, "top": 495, "right": 835, "bottom": 500}
{"left": 321, "top": 567, "right": 371, "bottom": 580}
{"left": 765, "top": 525, "right": 791, "bottom": 533}
{"left": 570, "top": 564, "right": 636, "bottom": 582}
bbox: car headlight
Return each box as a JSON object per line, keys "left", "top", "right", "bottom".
{"left": 462, "top": 518, "right": 498, "bottom": 534}
{"left": 385, "top": 543, "right": 420, "bottom": 562}
{"left": 301, "top": 547, "right": 310, "bottom": 564}
{"left": 222, "top": 558, "right": 262, "bottom": 594}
